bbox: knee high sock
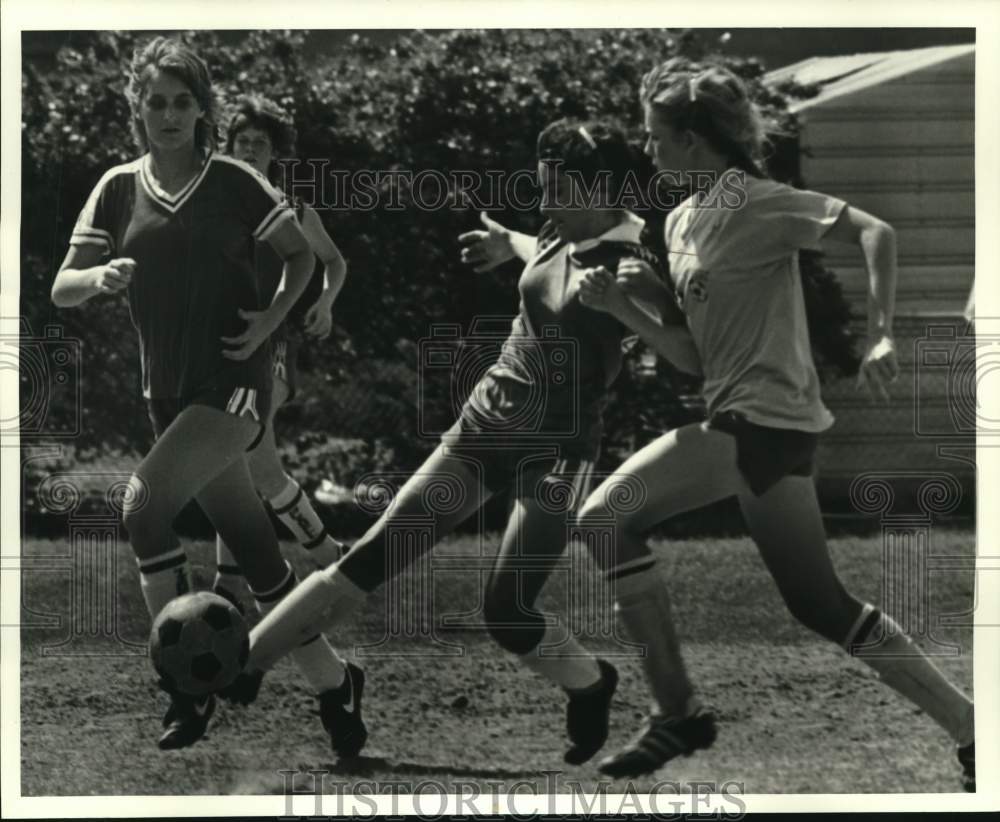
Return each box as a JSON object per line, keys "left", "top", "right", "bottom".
{"left": 516, "top": 623, "right": 603, "bottom": 691}
{"left": 268, "top": 476, "right": 346, "bottom": 566}
{"left": 248, "top": 558, "right": 370, "bottom": 672}
{"left": 252, "top": 562, "right": 347, "bottom": 694}
{"left": 844, "top": 604, "right": 974, "bottom": 747}
{"left": 138, "top": 545, "right": 192, "bottom": 620}
{"left": 610, "top": 556, "right": 699, "bottom": 719}
{"left": 213, "top": 536, "right": 247, "bottom": 608}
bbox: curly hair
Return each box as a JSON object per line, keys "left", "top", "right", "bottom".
{"left": 224, "top": 95, "right": 297, "bottom": 182}
{"left": 640, "top": 57, "right": 772, "bottom": 176}
{"left": 536, "top": 118, "right": 638, "bottom": 207}
{"left": 125, "top": 37, "right": 218, "bottom": 153}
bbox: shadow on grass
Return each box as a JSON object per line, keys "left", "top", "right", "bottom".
{"left": 306, "top": 753, "right": 542, "bottom": 781}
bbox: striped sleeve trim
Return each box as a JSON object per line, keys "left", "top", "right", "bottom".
{"left": 212, "top": 154, "right": 292, "bottom": 241}
{"left": 69, "top": 161, "right": 138, "bottom": 254}
{"left": 69, "top": 228, "right": 114, "bottom": 253}
{"left": 253, "top": 201, "right": 295, "bottom": 241}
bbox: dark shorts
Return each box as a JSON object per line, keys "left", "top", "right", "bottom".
{"left": 440, "top": 374, "right": 603, "bottom": 507}
{"left": 442, "top": 417, "right": 598, "bottom": 512}
{"left": 707, "top": 410, "right": 819, "bottom": 496}
{"left": 271, "top": 335, "right": 301, "bottom": 403}
{"left": 147, "top": 384, "right": 273, "bottom": 452}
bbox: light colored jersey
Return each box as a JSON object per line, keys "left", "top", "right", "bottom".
{"left": 665, "top": 171, "right": 845, "bottom": 432}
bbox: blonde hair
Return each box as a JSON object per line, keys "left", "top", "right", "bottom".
{"left": 640, "top": 58, "right": 771, "bottom": 175}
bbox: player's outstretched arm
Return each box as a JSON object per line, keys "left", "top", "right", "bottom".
{"left": 823, "top": 205, "right": 898, "bottom": 401}
{"left": 52, "top": 245, "right": 135, "bottom": 308}
{"left": 507, "top": 229, "right": 538, "bottom": 264}
{"left": 579, "top": 266, "right": 702, "bottom": 376}
{"left": 459, "top": 212, "right": 536, "bottom": 271}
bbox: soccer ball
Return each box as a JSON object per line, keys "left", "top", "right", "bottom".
{"left": 150, "top": 592, "right": 249, "bottom": 697}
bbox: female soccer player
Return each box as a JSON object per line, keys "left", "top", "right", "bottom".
{"left": 213, "top": 95, "right": 348, "bottom": 608}
{"left": 574, "top": 58, "right": 976, "bottom": 790}
{"left": 236, "top": 118, "right": 699, "bottom": 765}
{"left": 51, "top": 38, "right": 358, "bottom": 755}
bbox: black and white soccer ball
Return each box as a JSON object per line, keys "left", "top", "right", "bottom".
{"left": 149, "top": 592, "right": 249, "bottom": 697}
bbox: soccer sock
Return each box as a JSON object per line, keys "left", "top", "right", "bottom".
{"left": 137, "top": 546, "right": 192, "bottom": 620}
{"left": 268, "top": 476, "right": 346, "bottom": 566}
{"left": 253, "top": 562, "right": 347, "bottom": 693}
{"left": 844, "top": 604, "right": 975, "bottom": 747}
{"left": 517, "top": 623, "right": 603, "bottom": 691}
{"left": 610, "top": 556, "right": 700, "bottom": 720}
{"left": 249, "top": 563, "right": 369, "bottom": 671}
{"left": 213, "top": 536, "right": 246, "bottom": 609}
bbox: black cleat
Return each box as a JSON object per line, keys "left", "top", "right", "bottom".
{"left": 564, "top": 659, "right": 619, "bottom": 765}
{"left": 218, "top": 668, "right": 265, "bottom": 706}
{"left": 158, "top": 690, "right": 215, "bottom": 750}
{"left": 598, "top": 709, "right": 717, "bottom": 779}
{"left": 319, "top": 662, "right": 368, "bottom": 759}
{"left": 958, "top": 742, "right": 975, "bottom": 792}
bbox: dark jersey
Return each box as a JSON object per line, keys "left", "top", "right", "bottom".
{"left": 70, "top": 152, "right": 293, "bottom": 399}
{"left": 474, "top": 212, "right": 674, "bottom": 442}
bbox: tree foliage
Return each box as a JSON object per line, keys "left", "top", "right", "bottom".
{"left": 21, "top": 28, "right": 859, "bottom": 470}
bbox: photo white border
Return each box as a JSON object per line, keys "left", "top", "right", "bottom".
{"left": 2, "top": 0, "right": 998, "bottom": 815}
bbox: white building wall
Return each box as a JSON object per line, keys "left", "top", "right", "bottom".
{"left": 778, "top": 48, "right": 976, "bottom": 489}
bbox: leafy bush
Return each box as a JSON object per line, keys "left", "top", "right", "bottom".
{"left": 22, "top": 28, "right": 859, "bottom": 473}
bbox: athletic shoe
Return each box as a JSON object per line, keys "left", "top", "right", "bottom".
{"left": 218, "top": 668, "right": 265, "bottom": 706}
{"left": 564, "top": 659, "right": 619, "bottom": 765}
{"left": 597, "top": 709, "right": 717, "bottom": 778}
{"left": 319, "top": 662, "right": 368, "bottom": 759}
{"left": 958, "top": 742, "right": 975, "bottom": 792}
{"left": 157, "top": 689, "right": 216, "bottom": 750}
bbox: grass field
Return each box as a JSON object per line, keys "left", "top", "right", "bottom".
{"left": 19, "top": 528, "right": 976, "bottom": 796}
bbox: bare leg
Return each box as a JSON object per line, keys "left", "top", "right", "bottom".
{"left": 124, "top": 405, "right": 261, "bottom": 562}
{"left": 483, "top": 495, "right": 572, "bottom": 653}
{"left": 579, "top": 422, "right": 744, "bottom": 718}
{"left": 124, "top": 405, "right": 261, "bottom": 620}
{"left": 121, "top": 404, "right": 267, "bottom": 749}
{"left": 218, "top": 376, "right": 345, "bottom": 579}
{"left": 740, "top": 476, "right": 974, "bottom": 747}
{"left": 196, "top": 457, "right": 289, "bottom": 594}
{"left": 248, "top": 444, "right": 491, "bottom": 670}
